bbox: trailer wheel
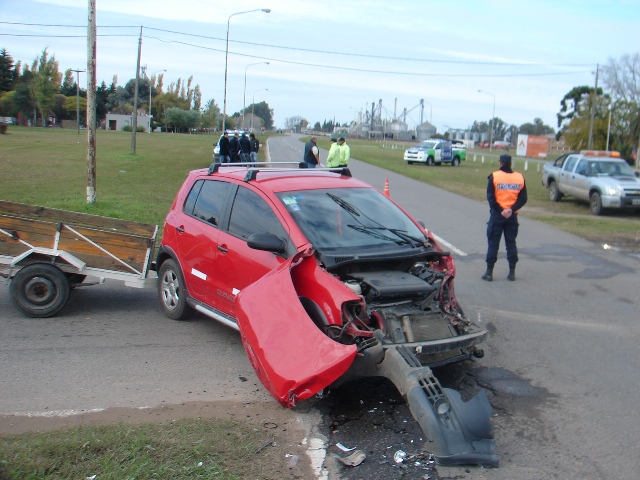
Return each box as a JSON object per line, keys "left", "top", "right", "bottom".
{"left": 10, "top": 264, "right": 70, "bottom": 318}
{"left": 158, "top": 258, "right": 192, "bottom": 320}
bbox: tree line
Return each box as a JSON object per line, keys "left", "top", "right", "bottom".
{"left": 0, "top": 47, "right": 274, "bottom": 132}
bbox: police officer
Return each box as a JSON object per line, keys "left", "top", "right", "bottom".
{"left": 482, "top": 154, "right": 527, "bottom": 282}
{"left": 326, "top": 138, "right": 340, "bottom": 167}
{"left": 337, "top": 137, "right": 350, "bottom": 166}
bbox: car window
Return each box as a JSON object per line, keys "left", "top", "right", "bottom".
{"left": 188, "top": 179, "right": 232, "bottom": 227}
{"left": 228, "top": 186, "right": 289, "bottom": 243}
{"left": 576, "top": 159, "right": 590, "bottom": 176}
{"left": 563, "top": 155, "right": 578, "bottom": 173}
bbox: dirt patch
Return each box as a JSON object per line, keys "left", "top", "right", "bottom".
{"left": 0, "top": 400, "right": 315, "bottom": 479}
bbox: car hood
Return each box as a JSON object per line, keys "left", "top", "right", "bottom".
{"left": 406, "top": 146, "right": 433, "bottom": 153}
{"left": 235, "top": 250, "right": 357, "bottom": 407}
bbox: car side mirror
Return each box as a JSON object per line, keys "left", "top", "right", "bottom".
{"left": 247, "top": 233, "right": 286, "bottom": 253}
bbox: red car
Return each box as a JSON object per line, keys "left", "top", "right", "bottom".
{"left": 155, "top": 163, "right": 497, "bottom": 466}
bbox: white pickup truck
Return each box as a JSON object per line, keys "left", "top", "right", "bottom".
{"left": 541, "top": 151, "right": 640, "bottom": 215}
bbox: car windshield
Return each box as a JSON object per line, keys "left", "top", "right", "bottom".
{"left": 276, "top": 187, "right": 427, "bottom": 250}
{"left": 416, "top": 141, "right": 437, "bottom": 149}
{"left": 587, "top": 160, "right": 636, "bottom": 177}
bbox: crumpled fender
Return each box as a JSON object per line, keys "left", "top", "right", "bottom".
{"left": 236, "top": 250, "right": 358, "bottom": 407}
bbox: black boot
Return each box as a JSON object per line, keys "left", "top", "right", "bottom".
{"left": 508, "top": 264, "right": 516, "bottom": 281}
{"left": 481, "top": 264, "right": 494, "bottom": 282}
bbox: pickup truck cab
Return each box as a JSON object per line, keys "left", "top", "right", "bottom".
{"left": 404, "top": 140, "right": 466, "bottom": 166}
{"left": 541, "top": 151, "right": 640, "bottom": 215}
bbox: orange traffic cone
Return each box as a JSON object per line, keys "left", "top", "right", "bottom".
{"left": 384, "top": 178, "right": 390, "bottom": 197}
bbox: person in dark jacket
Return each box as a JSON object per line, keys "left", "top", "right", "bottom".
{"left": 482, "top": 154, "right": 528, "bottom": 282}
{"left": 239, "top": 132, "right": 251, "bottom": 163}
{"left": 303, "top": 136, "right": 319, "bottom": 168}
{"left": 218, "top": 131, "right": 230, "bottom": 163}
{"left": 229, "top": 132, "right": 240, "bottom": 163}
{"left": 249, "top": 133, "right": 260, "bottom": 165}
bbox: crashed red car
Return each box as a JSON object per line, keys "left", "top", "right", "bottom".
{"left": 156, "top": 163, "right": 497, "bottom": 466}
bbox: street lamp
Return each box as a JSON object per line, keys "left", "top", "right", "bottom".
{"left": 251, "top": 88, "right": 268, "bottom": 132}
{"left": 222, "top": 8, "right": 271, "bottom": 133}
{"left": 243, "top": 61, "right": 269, "bottom": 129}
{"left": 606, "top": 105, "right": 612, "bottom": 151}
{"left": 478, "top": 90, "right": 496, "bottom": 151}
{"left": 148, "top": 69, "right": 166, "bottom": 133}
{"left": 71, "top": 68, "right": 85, "bottom": 134}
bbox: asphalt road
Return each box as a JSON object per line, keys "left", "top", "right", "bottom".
{"left": 1, "top": 134, "right": 639, "bottom": 479}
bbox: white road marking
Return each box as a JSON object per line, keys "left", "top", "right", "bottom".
{"left": 431, "top": 233, "right": 467, "bottom": 257}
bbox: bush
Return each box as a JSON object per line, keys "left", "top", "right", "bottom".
{"left": 122, "top": 125, "right": 146, "bottom": 132}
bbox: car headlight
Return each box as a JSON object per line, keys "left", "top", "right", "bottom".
{"left": 605, "top": 187, "right": 621, "bottom": 196}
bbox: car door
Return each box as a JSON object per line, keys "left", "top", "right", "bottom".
{"left": 572, "top": 158, "right": 591, "bottom": 201}
{"left": 213, "top": 184, "right": 292, "bottom": 318}
{"left": 560, "top": 155, "right": 579, "bottom": 196}
{"left": 175, "top": 179, "right": 233, "bottom": 303}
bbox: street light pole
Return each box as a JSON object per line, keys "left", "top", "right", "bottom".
{"left": 251, "top": 88, "right": 268, "bottom": 132}
{"left": 148, "top": 69, "right": 166, "bottom": 133}
{"left": 71, "top": 68, "right": 85, "bottom": 134}
{"left": 243, "top": 61, "right": 269, "bottom": 129}
{"left": 478, "top": 90, "right": 496, "bottom": 151}
{"left": 222, "top": 8, "right": 271, "bottom": 133}
{"left": 606, "top": 106, "right": 612, "bottom": 151}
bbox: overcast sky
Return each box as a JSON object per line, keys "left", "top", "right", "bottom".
{"left": 2, "top": 0, "right": 639, "bottom": 133}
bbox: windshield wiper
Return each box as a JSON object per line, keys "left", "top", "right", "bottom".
{"left": 326, "top": 192, "right": 360, "bottom": 217}
{"left": 348, "top": 225, "right": 423, "bottom": 247}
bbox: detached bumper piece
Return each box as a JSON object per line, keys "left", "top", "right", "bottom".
{"left": 377, "top": 342, "right": 499, "bottom": 467}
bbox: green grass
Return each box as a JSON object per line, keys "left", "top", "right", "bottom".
{"left": 0, "top": 417, "right": 292, "bottom": 479}
{"left": 315, "top": 137, "right": 640, "bottom": 250}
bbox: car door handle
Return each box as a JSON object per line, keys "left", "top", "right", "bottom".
{"left": 176, "top": 225, "right": 185, "bottom": 233}
{"left": 217, "top": 245, "right": 228, "bottom": 253}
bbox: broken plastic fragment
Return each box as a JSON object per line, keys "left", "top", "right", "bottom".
{"left": 336, "top": 442, "right": 355, "bottom": 452}
{"left": 393, "top": 450, "right": 407, "bottom": 463}
{"left": 337, "top": 449, "right": 366, "bottom": 467}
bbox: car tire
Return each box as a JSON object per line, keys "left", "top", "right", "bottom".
{"left": 407, "top": 161, "right": 413, "bottom": 165}
{"left": 590, "top": 191, "right": 603, "bottom": 216}
{"left": 158, "top": 258, "right": 192, "bottom": 320}
{"left": 452, "top": 157, "right": 460, "bottom": 167}
{"left": 427, "top": 156, "right": 434, "bottom": 166}
{"left": 548, "top": 181, "right": 563, "bottom": 202}
{"left": 10, "top": 263, "right": 70, "bottom": 318}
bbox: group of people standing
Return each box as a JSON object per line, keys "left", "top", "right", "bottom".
{"left": 304, "top": 136, "right": 350, "bottom": 168}
{"left": 217, "top": 131, "right": 260, "bottom": 164}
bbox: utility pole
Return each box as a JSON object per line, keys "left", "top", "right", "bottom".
{"left": 587, "top": 63, "right": 599, "bottom": 150}
{"left": 131, "top": 27, "right": 142, "bottom": 154}
{"left": 71, "top": 68, "right": 86, "bottom": 134}
{"left": 86, "top": 0, "right": 97, "bottom": 204}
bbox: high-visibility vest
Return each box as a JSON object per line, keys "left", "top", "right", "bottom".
{"left": 492, "top": 170, "right": 524, "bottom": 210}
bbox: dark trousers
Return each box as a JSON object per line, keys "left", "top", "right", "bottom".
{"left": 485, "top": 217, "right": 519, "bottom": 266}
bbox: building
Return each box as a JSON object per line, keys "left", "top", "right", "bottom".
{"left": 105, "top": 112, "right": 151, "bottom": 132}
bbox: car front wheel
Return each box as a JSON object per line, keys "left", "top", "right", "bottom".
{"left": 590, "top": 191, "right": 604, "bottom": 215}
{"left": 158, "top": 258, "right": 192, "bottom": 320}
{"left": 427, "top": 156, "right": 434, "bottom": 166}
{"left": 452, "top": 156, "right": 460, "bottom": 167}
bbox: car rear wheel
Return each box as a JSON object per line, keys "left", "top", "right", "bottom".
{"left": 548, "top": 181, "right": 563, "bottom": 202}
{"left": 590, "top": 191, "right": 603, "bottom": 215}
{"left": 158, "top": 258, "right": 192, "bottom": 320}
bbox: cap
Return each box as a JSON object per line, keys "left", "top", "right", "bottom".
{"left": 338, "top": 137, "right": 345, "bottom": 142}
{"left": 330, "top": 138, "right": 337, "bottom": 142}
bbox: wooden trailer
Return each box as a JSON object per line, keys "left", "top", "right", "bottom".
{"left": 0, "top": 201, "right": 157, "bottom": 317}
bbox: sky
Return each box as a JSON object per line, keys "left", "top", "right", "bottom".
{"left": 1, "top": 0, "right": 639, "bottom": 133}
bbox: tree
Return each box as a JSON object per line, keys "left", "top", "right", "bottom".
{"left": 247, "top": 101, "right": 273, "bottom": 130}
{"left": 0, "top": 48, "right": 16, "bottom": 93}
{"left": 556, "top": 86, "right": 602, "bottom": 135}
{"left": 30, "top": 48, "right": 62, "bottom": 126}
{"left": 313, "top": 121, "right": 321, "bottom": 131}
{"left": 518, "top": 118, "right": 555, "bottom": 136}
{"left": 201, "top": 98, "right": 220, "bottom": 129}
{"left": 164, "top": 107, "right": 201, "bottom": 133}
{"left": 285, "top": 115, "right": 307, "bottom": 132}
{"left": 601, "top": 53, "right": 640, "bottom": 105}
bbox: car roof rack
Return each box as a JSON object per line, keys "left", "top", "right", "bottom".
{"left": 207, "top": 161, "right": 352, "bottom": 181}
